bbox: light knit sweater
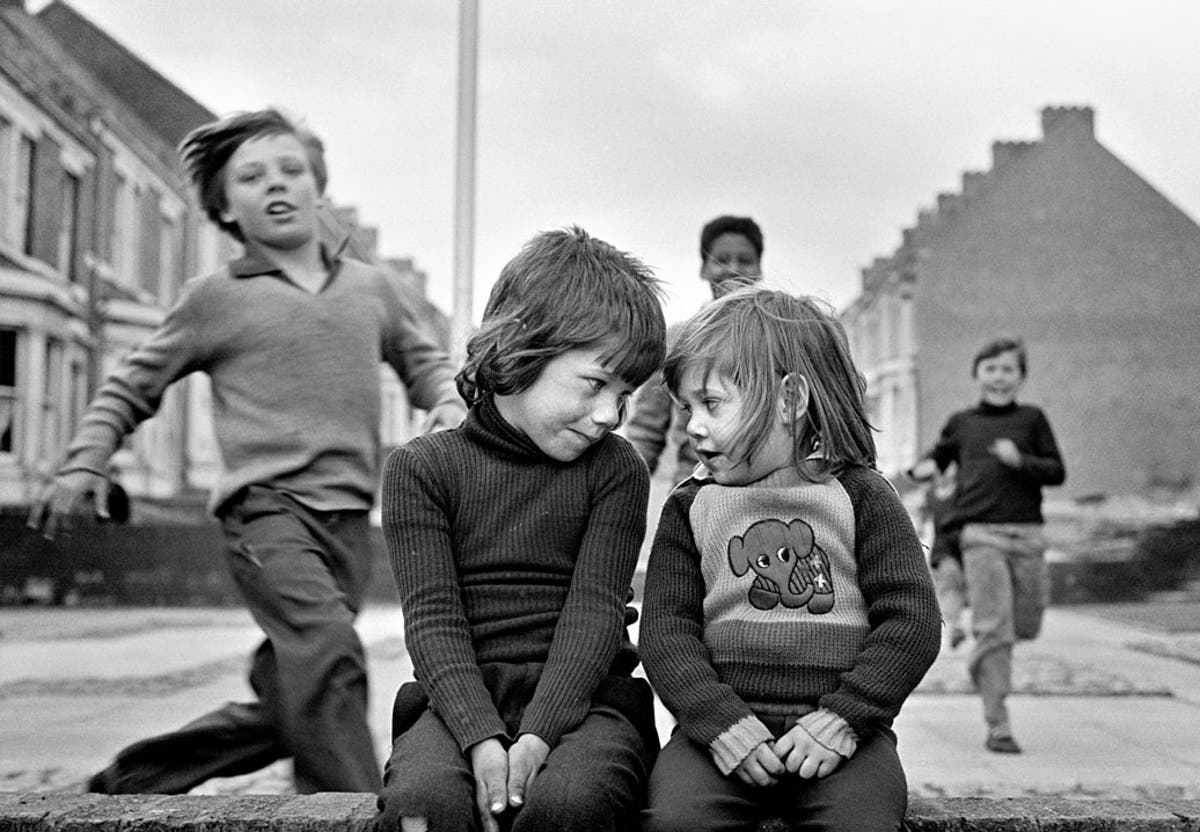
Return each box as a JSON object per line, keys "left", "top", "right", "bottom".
{"left": 642, "top": 464, "right": 941, "bottom": 775}
{"left": 59, "top": 246, "right": 459, "bottom": 514}
{"left": 381, "top": 397, "right": 648, "bottom": 751}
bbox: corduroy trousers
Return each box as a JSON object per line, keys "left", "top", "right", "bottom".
{"left": 373, "top": 666, "right": 657, "bottom": 832}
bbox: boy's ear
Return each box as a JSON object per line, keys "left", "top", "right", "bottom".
{"left": 776, "top": 373, "right": 809, "bottom": 424}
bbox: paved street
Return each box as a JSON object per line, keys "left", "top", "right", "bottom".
{"left": 2, "top": 594, "right": 1199, "bottom": 799}
{"left": 3, "top": 478, "right": 1200, "bottom": 799}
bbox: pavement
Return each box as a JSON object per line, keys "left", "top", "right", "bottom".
{"left": 2, "top": 475, "right": 1199, "bottom": 801}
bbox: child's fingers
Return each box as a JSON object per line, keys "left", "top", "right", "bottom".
{"left": 816, "top": 756, "right": 842, "bottom": 779}
{"left": 756, "top": 746, "right": 785, "bottom": 777}
{"left": 782, "top": 746, "right": 804, "bottom": 774}
{"left": 798, "top": 754, "right": 822, "bottom": 779}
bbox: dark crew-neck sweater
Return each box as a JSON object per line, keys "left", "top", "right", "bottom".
{"left": 381, "top": 397, "right": 648, "bottom": 752}
{"left": 929, "top": 401, "right": 1065, "bottom": 530}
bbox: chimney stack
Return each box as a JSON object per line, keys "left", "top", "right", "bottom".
{"left": 1041, "top": 105, "right": 1095, "bottom": 139}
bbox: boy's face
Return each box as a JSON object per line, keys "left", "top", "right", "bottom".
{"left": 701, "top": 232, "right": 762, "bottom": 299}
{"left": 675, "top": 366, "right": 793, "bottom": 486}
{"left": 220, "top": 133, "right": 320, "bottom": 250}
{"left": 974, "top": 349, "right": 1025, "bottom": 406}
{"left": 494, "top": 344, "right": 636, "bottom": 462}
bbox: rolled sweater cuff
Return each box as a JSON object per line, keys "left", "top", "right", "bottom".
{"left": 709, "top": 715, "right": 774, "bottom": 776}
{"left": 798, "top": 708, "right": 858, "bottom": 758}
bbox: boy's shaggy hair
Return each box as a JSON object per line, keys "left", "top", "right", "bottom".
{"left": 663, "top": 286, "right": 875, "bottom": 482}
{"left": 972, "top": 334, "right": 1027, "bottom": 377}
{"left": 457, "top": 226, "right": 666, "bottom": 406}
{"left": 178, "top": 108, "right": 327, "bottom": 242}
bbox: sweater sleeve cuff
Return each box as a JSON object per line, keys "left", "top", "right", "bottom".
{"left": 709, "top": 715, "right": 774, "bottom": 775}
{"left": 798, "top": 709, "right": 858, "bottom": 758}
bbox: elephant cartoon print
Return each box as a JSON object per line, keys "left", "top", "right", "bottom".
{"left": 727, "top": 517, "right": 835, "bottom": 613}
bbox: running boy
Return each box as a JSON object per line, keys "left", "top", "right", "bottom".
{"left": 910, "top": 335, "right": 1065, "bottom": 753}
{"left": 28, "top": 109, "right": 464, "bottom": 794}
{"left": 641, "top": 288, "right": 941, "bottom": 832}
{"left": 372, "top": 227, "right": 665, "bottom": 832}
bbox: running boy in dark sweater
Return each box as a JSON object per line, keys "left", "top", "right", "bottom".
{"left": 910, "top": 335, "right": 1065, "bottom": 754}
{"left": 372, "top": 227, "right": 665, "bottom": 832}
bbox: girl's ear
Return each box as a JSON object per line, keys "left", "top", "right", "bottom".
{"left": 776, "top": 373, "right": 809, "bottom": 424}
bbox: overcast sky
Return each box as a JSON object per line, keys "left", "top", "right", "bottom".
{"left": 49, "top": 0, "right": 1200, "bottom": 324}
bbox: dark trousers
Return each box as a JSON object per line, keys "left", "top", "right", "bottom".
{"left": 88, "top": 485, "right": 382, "bottom": 794}
{"left": 642, "top": 725, "right": 907, "bottom": 832}
{"left": 373, "top": 666, "right": 657, "bottom": 832}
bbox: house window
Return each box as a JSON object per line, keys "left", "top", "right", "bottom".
{"left": 16, "top": 134, "right": 35, "bottom": 256}
{"left": 69, "top": 354, "right": 87, "bottom": 437}
{"left": 59, "top": 172, "right": 80, "bottom": 280}
{"left": 41, "top": 337, "right": 64, "bottom": 462}
{"left": 0, "top": 329, "right": 18, "bottom": 454}
{"left": 111, "top": 172, "right": 135, "bottom": 287}
{"left": 0, "top": 116, "right": 11, "bottom": 245}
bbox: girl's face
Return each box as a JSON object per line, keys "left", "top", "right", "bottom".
{"left": 675, "top": 365, "right": 794, "bottom": 486}
{"left": 220, "top": 133, "right": 320, "bottom": 251}
{"left": 494, "top": 344, "right": 635, "bottom": 462}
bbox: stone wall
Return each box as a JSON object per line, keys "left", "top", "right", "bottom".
{"left": 2, "top": 793, "right": 1199, "bottom": 832}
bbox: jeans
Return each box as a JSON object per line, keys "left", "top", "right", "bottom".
{"left": 961, "top": 522, "right": 1047, "bottom": 736}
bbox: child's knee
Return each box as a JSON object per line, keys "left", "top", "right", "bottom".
{"left": 517, "top": 772, "right": 633, "bottom": 832}
{"left": 375, "top": 777, "right": 475, "bottom": 832}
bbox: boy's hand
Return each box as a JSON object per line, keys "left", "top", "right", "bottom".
{"left": 468, "top": 738, "right": 509, "bottom": 832}
{"left": 506, "top": 733, "right": 550, "bottom": 809}
{"left": 732, "top": 741, "right": 785, "bottom": 787}
{"left": 773, "top": 725, "right": 843, "bottom": 779}
{"left": 989, "top": 438, "right": 1022, "bottom": 467}
{"left": 907, "top": 459, "right": 938, "bottom": 481}
{"left": 26, "top": 470, "right": 110, "bottom": 541}
{"left": 422, "top": 400, "right": 467, "bottom": 434}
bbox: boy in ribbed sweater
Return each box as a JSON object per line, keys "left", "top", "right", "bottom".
{"left": 372, "top": 227, "right": 666, "bottom": 832}
{"left": 640, "top": 288, "right": 941, "bottom": 832}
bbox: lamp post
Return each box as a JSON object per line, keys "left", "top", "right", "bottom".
{"left": 450, "top": 0, "right": 479, "bottom": 366}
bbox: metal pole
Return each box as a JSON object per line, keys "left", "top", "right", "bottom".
{"left": 451, "top": 0, "right": 479, "bottom": 367}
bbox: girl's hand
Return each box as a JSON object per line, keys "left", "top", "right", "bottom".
{"left": 733, "top": 741, "right": 785, "bottom": 787}
{"left": 506, "top": 733, "right": 550, "bottom": 808}
{"left": 468, "top": 738, "right": 509, "bottom": 832}
{"left": 773, "top": 726, "right": 843, "bottom": 779}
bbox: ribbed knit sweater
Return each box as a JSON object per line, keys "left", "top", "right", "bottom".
{"left": 928, "top": 401, "right": 1065, "bottom": 531}
{"left": 381, "top": 396, "right": 648, "bottom": 752}
{"left": 641, "top": 464, "right": 941, "bottom": 774}
{"left": 60, "top": 246, "right": 459, "bottom": 514}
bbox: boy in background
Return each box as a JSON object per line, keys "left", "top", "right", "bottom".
{"left": 910, "top": 335, "right": 1065, "bottom": 754}
{"left": 29, "top": 108, "right": 464, "bottom": 793}
{"left": 625, "top": 215, "right": 763, "bottom": 483}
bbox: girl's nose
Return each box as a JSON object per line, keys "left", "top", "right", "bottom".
{"left": 685, "top": 413, "right": 706, "bottom": 439}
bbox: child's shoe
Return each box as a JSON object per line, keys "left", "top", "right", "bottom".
{"left": 985, "top": 732, "right": 1022, "bottom": 754}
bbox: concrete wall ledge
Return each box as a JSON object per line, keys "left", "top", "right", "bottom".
{"left": 3, "top": 792, "right": 1200, "bottom": 832}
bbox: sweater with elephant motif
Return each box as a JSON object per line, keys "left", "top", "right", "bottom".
{"left": 640, "top": 464, "right": 941, "bottom": 775}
